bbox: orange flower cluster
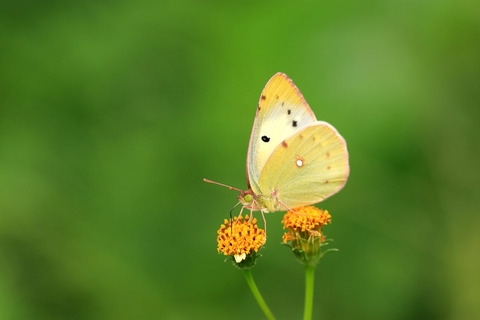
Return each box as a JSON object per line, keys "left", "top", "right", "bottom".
{"left": 217, "top": 215, "right": 266, "bottom": 263}
{"left": 282, "top": 206, "right": 331, "bottom": 237}
{"left": 282, "top": 206, "right": 334, "bottom": 265}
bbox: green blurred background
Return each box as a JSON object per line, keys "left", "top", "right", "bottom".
{"left": 1, "top": 1, "right": 479, "bottom": 319}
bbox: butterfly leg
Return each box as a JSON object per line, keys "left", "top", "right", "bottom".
{"left": 238, "top": 205, "right": 246, "bottom": 217}
{"left": 277, "top": 199, "right": 309, "bottom": 215}
{"left": 247, "top": 204, "right": 254, "bottom": 221}
{"left": 229, "top": 201, "right": 242, "bottom": 224}
{"left": 260, "top": 209, "right": 268, "bottom": 239}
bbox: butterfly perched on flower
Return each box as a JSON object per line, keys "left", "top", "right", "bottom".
{"left": 205, "top": 73, "right": 349, "bottom": 214}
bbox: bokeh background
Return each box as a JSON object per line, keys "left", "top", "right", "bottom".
{"left": 1, "top": 1, "right": 479, "bottom": 319}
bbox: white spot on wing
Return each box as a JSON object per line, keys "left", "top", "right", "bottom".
{"left": 295, "top": 155, "right": 305, "bottom": 167}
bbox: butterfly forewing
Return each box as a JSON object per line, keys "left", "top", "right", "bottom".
{"left": 257, "top": 122, "right": 349, "bottom": 210}
{"left": 246, "top": 73, "right": 317, "bottom": 194}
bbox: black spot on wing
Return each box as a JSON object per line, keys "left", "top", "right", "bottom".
{"left": 261, "top": 136, "right": 270, "bottom": 142}
{"left": 292, "top": 120, "right": 297, "bottom": 127}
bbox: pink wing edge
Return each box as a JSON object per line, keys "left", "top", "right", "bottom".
{"left": 309, "top": 121, "right": 351, "bottom": 201}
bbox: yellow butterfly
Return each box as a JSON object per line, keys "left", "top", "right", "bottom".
{"left": 205, "top": 73, "right": 349, "bottom": 213}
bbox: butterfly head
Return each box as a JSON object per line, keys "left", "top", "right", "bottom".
{"left": 238, "top": 189, "right": 255, "bottom": 207}
{"left": 238, "top": 189, "right": 275, "bottom": 212}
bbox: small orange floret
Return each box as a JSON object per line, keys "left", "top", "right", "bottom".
{"left": 217, "top": 215, "right": 266, "bottom": 262}
{"left": 282, "top": 232, "right": 297, "bottom": 243}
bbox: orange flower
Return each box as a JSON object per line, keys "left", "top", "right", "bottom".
{"left": 282, "top": 206, "right": 336, "bottom": 266}
{"left": 217, "top": 215, "right": 266, "bottom": 263}
{"left": 282, "top": 206, "right": 331, "bottom": 236}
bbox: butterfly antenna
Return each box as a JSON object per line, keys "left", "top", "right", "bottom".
{"left": 203, "top": 178, "right": 243, "bottom": 192}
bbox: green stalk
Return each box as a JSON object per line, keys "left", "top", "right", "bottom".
{"left": 243, "top": 269, "right": 276, "bottom": 320}
{"left": 303, "top": 264, "right": 315, "bottom": 320}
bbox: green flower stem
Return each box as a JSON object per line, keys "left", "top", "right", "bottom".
{"left": 243, "top": 269, "right": 276, "bottom": 320}
{"left": 303, "top": 264, "right": 316, "bottom": 320}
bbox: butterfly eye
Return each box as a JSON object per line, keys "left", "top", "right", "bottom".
{"left": 244, "top": 194, "right": 253, "bottom": 202}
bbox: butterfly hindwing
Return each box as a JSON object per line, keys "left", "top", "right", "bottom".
{"left": 257, "top": 122, "right": 349, "bottom": 210}
{"left": 246, "top": 73, "right": 317, "bottom": 194}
